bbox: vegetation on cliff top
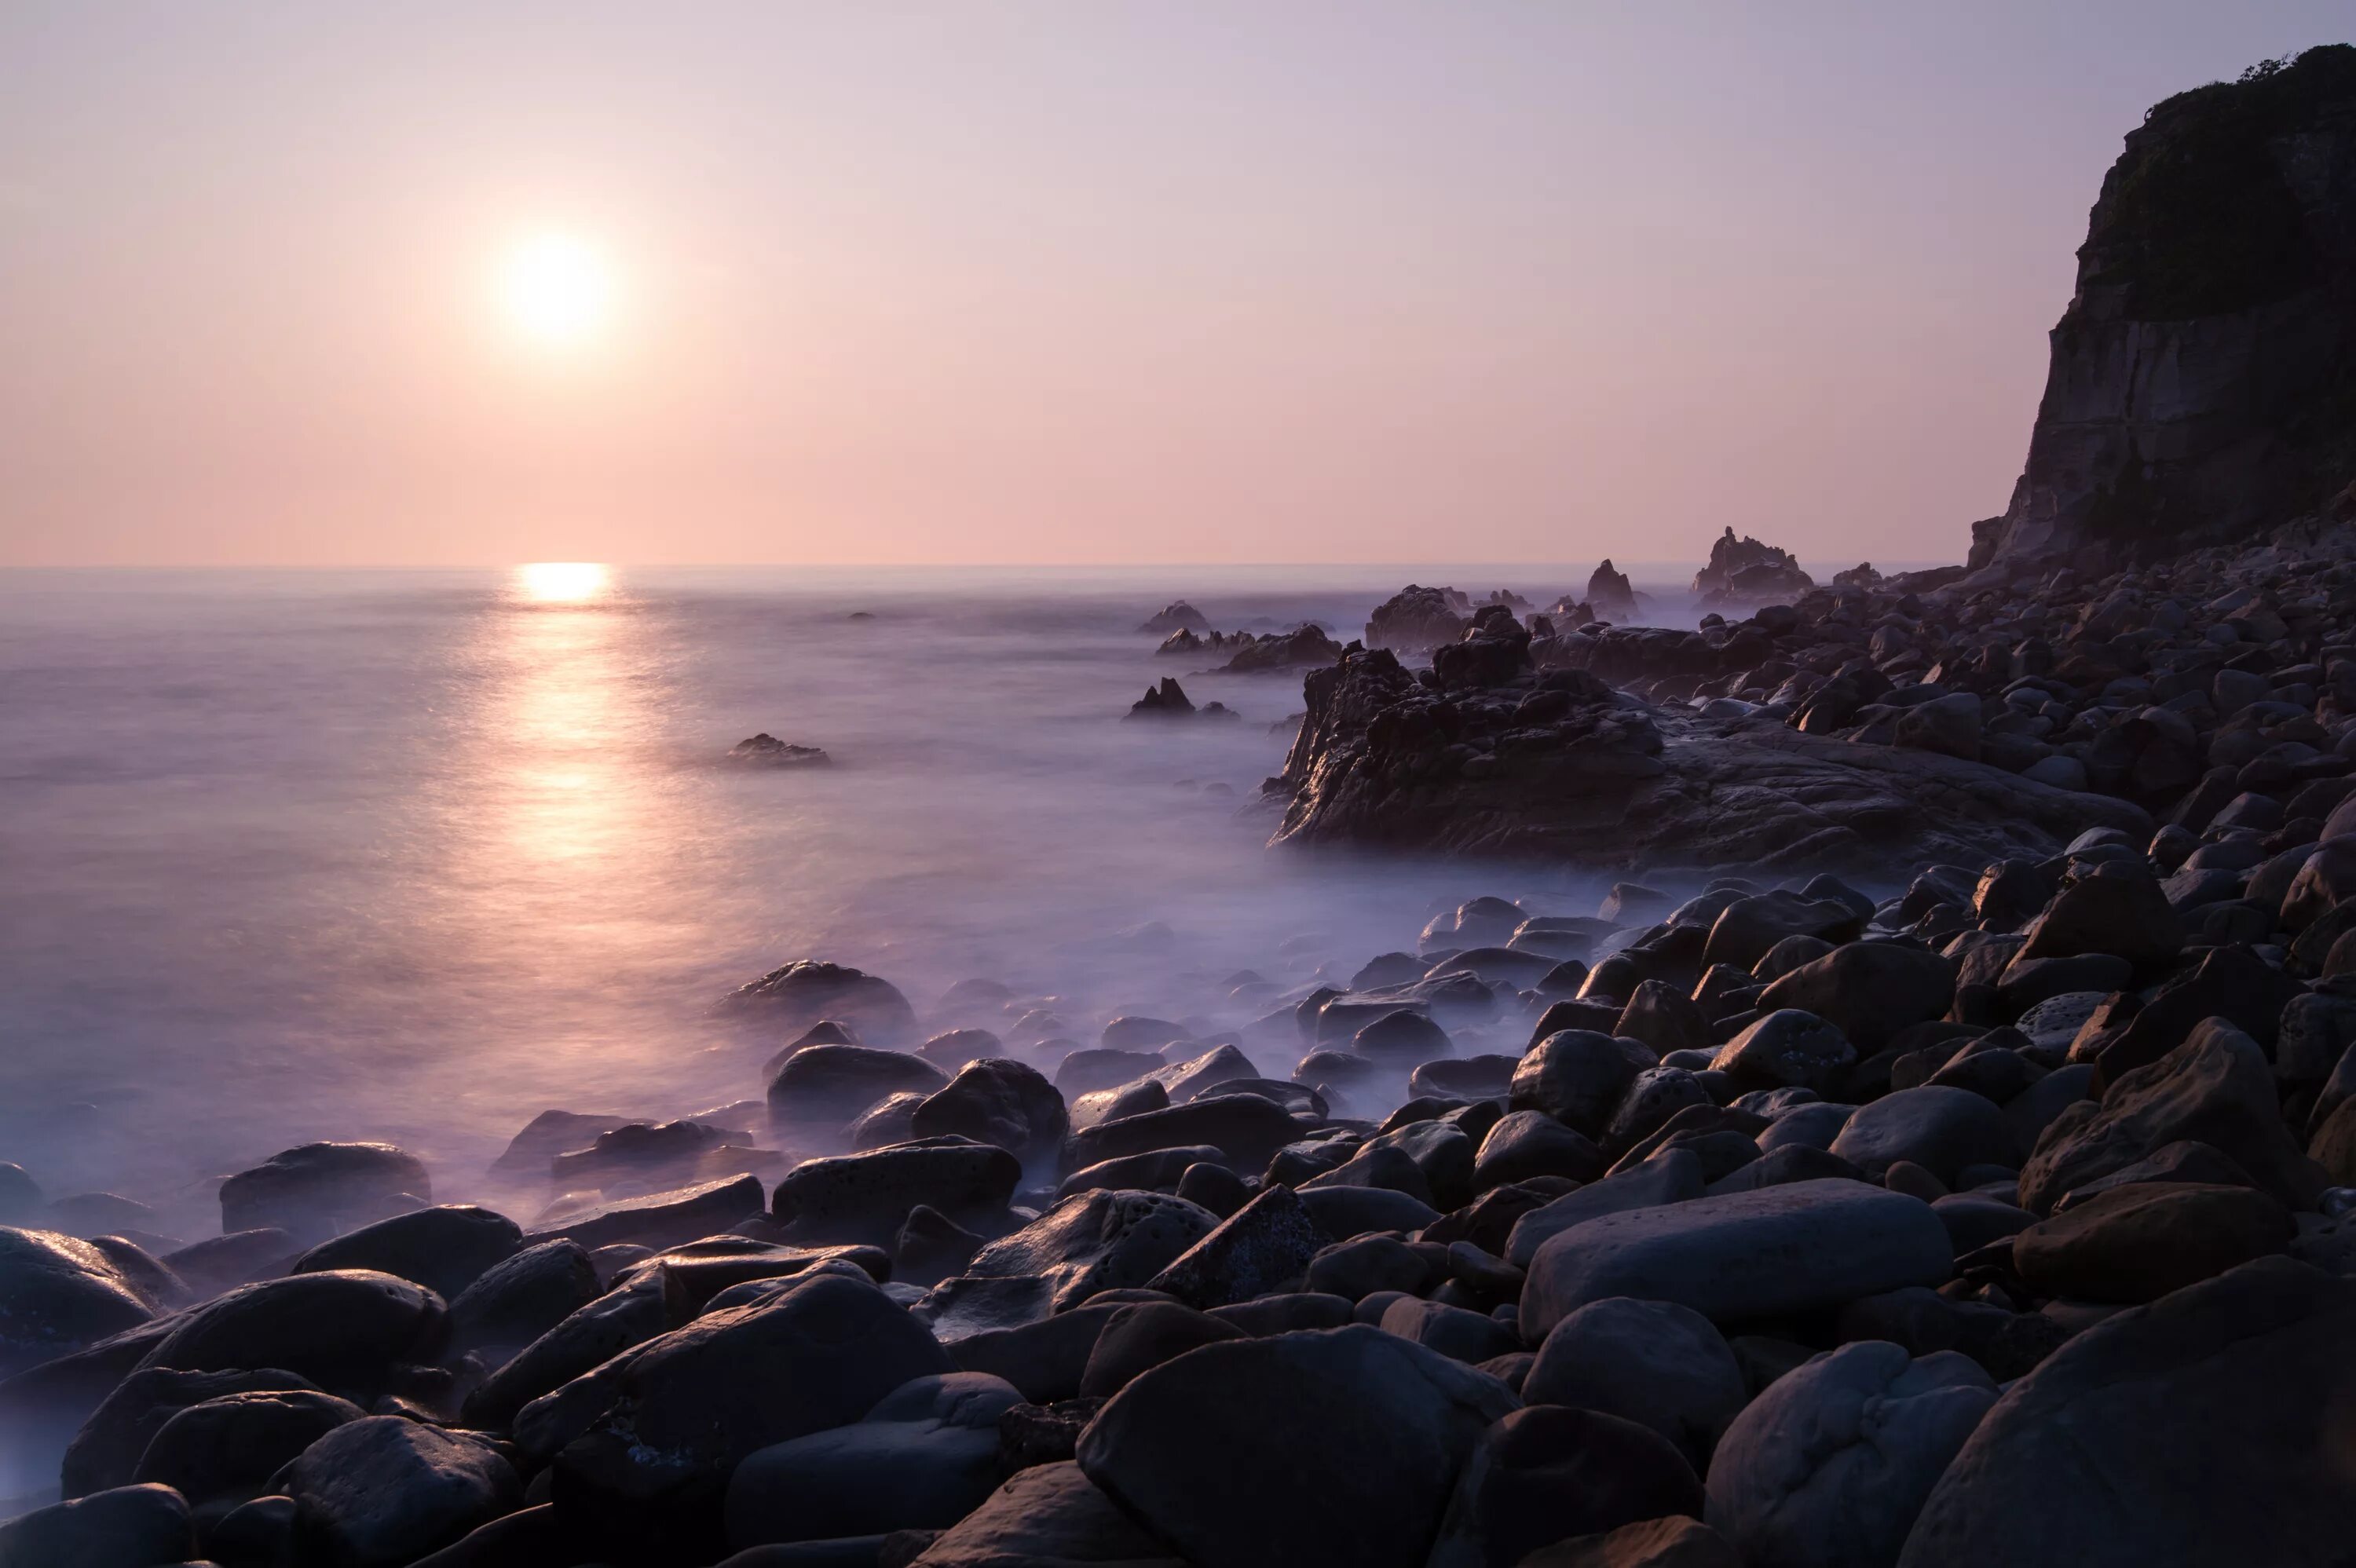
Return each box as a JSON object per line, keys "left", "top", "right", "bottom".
{"left": 2085, "top": 42, "right": 2354, "bottom": 321}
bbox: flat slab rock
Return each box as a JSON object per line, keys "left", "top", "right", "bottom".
{"left": 1520, "top": 1177, "right": 1954, "bottom": 1339}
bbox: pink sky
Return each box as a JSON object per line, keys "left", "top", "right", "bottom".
{"left": 0, "top": 2, "right": 2343, "bottom": 569}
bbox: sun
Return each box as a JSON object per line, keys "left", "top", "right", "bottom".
{"left": 516, "top": 562, "right": 610, "bottom": 602}
{"left": 496, "top": 232, "right": 616, "bottom": 349}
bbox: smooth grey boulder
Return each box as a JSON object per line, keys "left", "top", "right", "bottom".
{"left": 1706, "top": 1343, "right": 1995, "bottom": 1568}
{"left": 726, "top": 960, "right": 918, "bottom": 1044}
{"left": 292, "top": 1204, "right": 521, "bottom": 1301}
{"left": 445, "top": 1238, "right": 601, "bottom": 1354}
{"left": 1899, "top": 1258, "right": 2356, "bottom": 1568}
{"left": 524, "top": 1174, "right": 766, "bottom": 1252}
{"left": 960, "top": 1189, "right": 1216, "bottom": 1312}
{"left": 1520, "top": 1179, "right": 1953, "bottom": 1339}
{"left": 766, "top": 1044, "right": 946, "bottom": 1125}
{"left": 1297, "top": 1184, "right": 1441, "bottom": 1239}
{"left": 286, "top": 1416, "right": 521, "bottom": 1566}
{"left": 1474, "top": 1112, "right": 1605, "bottom": 1190}
{"left": 1063, "top": 1095, "right": 1308, "bottom": 1174}
{"left": 130, "top": 1387, "right": 364, "bottom": 1511}
{"left": 909, "top": 1058, "right": 1070, "bottom": 1162}
{"left": 723, "top": 1372, "right": 1022, "bottom": 1549}
{"left": 1756, "top": 1101, "right": 1855, "bottom": 1154}
{"left": 1511, "top": 1033, "right": 1655, "bottom": 1136}
{"left": 1076, "top": 1324, "right": 1520, "bottom": 1568}
{"left": 0, "top": 1482, "right": 192, "bottom": 1568}
{"left": 1524, "top": 1296, "right": 1747, "bottom": 1469}
{"left": 1505, "top": 1151, "right": 1706, "bottom": 1269}
{"left": 1830, "top": 1087, "right": 2023, "bottom": 1184}
{"left": 61, "top": 1365, "right": 319, "bottom": 1499}
{"left": 461, "top": 1264, "right": 686, "bottom": 1430}
{"left": 1380, "top": 1296, "right": 1520, "bottom": 1364}
{"left": 945, "top": 1303, "right": 1125, "bottom": 1402}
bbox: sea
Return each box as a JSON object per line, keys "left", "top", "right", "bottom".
{"left": 0, "top": 564, "right": 1706, "bottom": 1240}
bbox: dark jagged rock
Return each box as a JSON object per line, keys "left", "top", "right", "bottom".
{"left": 1136, "top": 601, "right": 1210, "bottom": 636}
{"left": 1366, "top": 584, "right": 1472, "bottom": 653}
{"left": 1585, "top": 561, "right": 1637, "bottom": 622}
{"left": 727, "top": 733, "right": 830, "bottom": 766}
{"left": 1692, "top": 528, "right": 1814, "bottom": 606}
{"left": 1220, "top": 623, "right": 1345, "bottom": 673}
{"left": 1975, "top": 46, "right": 2356, "bottom": 570}
{"left": 724, "top": 960, "right": 920, "bottom": 1044}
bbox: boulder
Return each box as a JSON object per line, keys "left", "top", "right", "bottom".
{"left": 445, "top": 1239, "right": 602, "bottom": 1354}
{"left": 130, "top": 1387, "right": 365, "bottom": 1511}
{"left": 1516, "top": 1516, "right": 1739, "bottom": 1568}
{"left": 1710, "top": 1011, "right": 1856, "bottom": 1095}
{"left": 1143, "top": 1183, "right": 1330, "bottom": 1309}
{"left": 1474, "top": 1113, "right": 1605, "bottom": 1190}
{"left": 960, "top": 1190, "right": 1218, "bottom": 1311}
{"left": 218, "top": 1143, "right": 430, "bottom": 1245}
{"left": 1075, "top": 1324, "right": 1520, "bottom": 1568}
{"left": 2017, "top": 868, "right": 2184, "bottom": 970}
{"left": 285, "top": 1416, "right": 521, "bottom": 1566}
{"left": 292, "top": 1205, "right": 521, "bottom": 1301}
{"left": 724, "top": 960, "right": 919, "bottom": 1043}
{"left": 0, "top": 1228, "right": 159, "bottom": 1376}
{"left": 543, "top": 1274, "right": 952, "bottom": 1552}
{"left": 1063, "top": 1094, "right": 1308, "bottom": 1175}
{"left": 1756, "top": 944, "right": 1955, "bottom": 1052}
{"left": 907, "top": 1460, "right": 1185, "bottom": 1568}
{"left": 1899, "top": 1258, "right": 2356, "bottom": 1567}
{"left": 2018, "top": 1020, "right": 2324, "bottom": 1213}
{"left": 723, "top": 1372, "right": 1023, "bottom": 1549}
{"left": 1426, "top": 1406, "right": 1705, "bottom": 1568}
{"left": 460, "top": 1266, "right": 688, "bottom": 1430}
{"left": 139, "top": 1270, "right": 444, "bottom": 1392}
{"left": 1505, "top": 1152, "right": 1707, "bottom": 1269}
{"left": 771, "top": 1139, "right": 1022, "bottom": 1247}
{"left": 2013, "top": 1181, "right": 2295, "bottom": 1303}
{"left": 1702, "top": 892, "right": 1866, "bottom": 973}
{"left": 1829, "top": 1088, "right": 2023, "bottom": 1184}
{"left": 910, "top": 1059, "right": 1069, "bottom": 1160}
{"left": 1379, "top": 1297, "right": 1520, "bottom": 1365}
{"left": 525, "top": 1174, "right": 766, "bottom": 1252}
{"left": 1706, "top": 1343, "right": 1996, "bottom": 1568}
{"left": 61, "top": 1365, "right": 320, "bottom": 1500}
{"left": 0, "top": 1483, "right": 192, "bottom": 1568}
{"left": 1523, "top": 1296, "right": 1746, "bottom": 1469}
{"left": 1511, "top": 1033, "right": 1653, "bottom": 1136}
{"left": 1077, "top": 1303, "right": 1244, "bottom": 1397}
{"left": 767, "top": 1046, "right": 947, "bottom": 1125}
{"left": 1520, "top": 1179, "right": 1954, "bottom": 1339}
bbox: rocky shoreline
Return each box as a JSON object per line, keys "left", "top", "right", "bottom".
{"left": 6, "top": 42, "right": 2356, "bottom": 1568}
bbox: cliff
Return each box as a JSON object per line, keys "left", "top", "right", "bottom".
{"left": 1976, "top": 45, "right": 2356, "bottom": 569}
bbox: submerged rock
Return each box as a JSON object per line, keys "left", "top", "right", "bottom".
{"left": 727, "top": 733, "right": 830, "bottom": 766}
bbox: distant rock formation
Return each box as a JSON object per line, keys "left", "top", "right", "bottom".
{"left": 1126, "top": 677, "right": 1238, "bottom": 721}
{"left": 1219, "top": 623, "right": 1344, "bottom": 674}
{"left": 1692, "top": 528, "right": 1814, "bottom": 605}
{"left": 1977, "top": 46, "right": 2356, "bottom": 569}
{"left": 1585, "top": 560, "right": 1637, "bottom": 620}
{"left": 1364, "top": 585, "right": 1471, "bottom": 652}
{"left": 1137, "top": 601, "right": 1211, "bottom": 635}
{"left": 728, "top": 734, "right": 830, "bottom": 766}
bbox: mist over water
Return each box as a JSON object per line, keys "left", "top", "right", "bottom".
{"left": 0, "top": 565, "right": 1728, "bottom": 1241}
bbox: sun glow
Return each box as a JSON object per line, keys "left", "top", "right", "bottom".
{"left": 496, "top": 232, "right": 616, "bottom": 349}
{"left": 515, "top": 561, "right": 610, "bottom": 603}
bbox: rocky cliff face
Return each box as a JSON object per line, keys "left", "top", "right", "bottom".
{"left": 1977, "top": 45, "right": 2356, "bottom": 569}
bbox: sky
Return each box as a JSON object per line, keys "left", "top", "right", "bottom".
{"left": 0, "top": 2, "right": 2347, "bottom": 570}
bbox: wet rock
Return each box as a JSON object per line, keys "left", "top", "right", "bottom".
{"left": 1505, "top": 1151, "right": 1707, "bottom": 1269}
{"left": 0, "top": 1482, "right": 192, "bottom": 1567}
{"left": 2014, "top": 1181, "right": 2294, "bottom": 1303}
{"left": 1706, "top": 1343, "right": 1996, "bottom": 1568}
{"left": 293, "top": 1205, "right": 521, "bottom": 1301}
{"left": 724, "top": 1372, "right": 1023, "bottom": 1549}
{"left": 1077, "top": 1323, "right": 1517, "bottom": 1568}
{"left": 1511, "top": 1032, "right": 1653, "bottom": 1137}
{"left": 140, "top": 1270, "right": 443, "bottom": 1391}
{"left": 1410, "top": 1054, "right": 1518, "bottom": 1102}
{"left": 0, "top": 1227, "right": 160, "bottom": 1376}
{"left": 1520, "top": 1178, "right": 1954, "bottom": 1339}
{"left": 909, "top": 1059, "right": 1068, "bottom": 1162}
{"left": 1051, "top": 1049, "right": 1166, "bottom": 1098}
{"left": 489, "top": 1111, "right": 633, "bottom": 1182}
{"left": 725, "top": 960, "right": 920, "bottom": 1044}
{"left": 1474, "top": 1112, "right": 1605, "bottom": 1190}
{"left": 542, "top": 1274, "right": 951, "bottom": 1552}
{"left": 460, "top": 1266, "right": 688, "bottom": 1429}
{"left": 131, "top": 1387, "right": 365, "bottom": 1514}
{"left": 961, "top": 1190, "right": 1217, "bottom": 1311}
{"left": 1524, "top": 1296, "right": 1745, "bottom": 1470}
{"left": 445, "top": 1238, "right": 601, "bottom": 1355}
{"left": 1297, "top": 1185, "right": 1441, "bottom": 1238}
{"left": 1427, "top": 1406, "right": 1703, "bottom": 1568}
{"left": 728, "top": 733, "right": 829, "bottom": 766}
{"left": 528, "top": 1174, "right": 767, "bottom": 1252}
{"left": 1900, "top": 1257, "right": 2356, "bottom": 1567}
{"left": 772, "top": 1139, "right": 1022, "bottom": 1247}
{"left": 285, "top": 1415, "right": 520, "bottom": 1566}
{"left": 62, "top": 1365, "right": 320, "bottom": 1500}
{"left": 1355, "top": 1009, "right": 1454, "bottom": 1061}
{"left": 2018, "top": 867, "right": 2185, "bottom": 970}
{"left": 218, "top": 1143, "right": 431, "bottom": 1245}
{"left": 1063, "top": 1095, "right": 1308, "bottom": 1175}
{"left": 1380, "top": 1297, "right": 1518, "bottom": 1364}
{"left": 770, "top": 1046, "right": 948, "bottom": 1126}
{"left": 1143, "top": 1183, "right": 1329, "bottom": 1309}
{"left": 1077, "top": 1303, "right": 1243, "bottom": 1398}
{"left": 911, "top": 1460, "right": 1183, "bottom": 1568}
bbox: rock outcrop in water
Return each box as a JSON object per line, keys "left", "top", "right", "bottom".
{"left": 1975, "top": 46, "right": 2356, "bottom": 571}
{"left": 728, "top": 734, "right": 830, "bottom": 766}
{"left": 1366, "top": 585, "right": 1471, "bottom": 653}
{"left": 1692, "top": 528, "right": 1814, "bottom": 607}
{"left": 1584, "top": 561, "right": 1637, "bottom": 622}
{"left": 1136, "top": 601, "right": 1210, "bottom": 636}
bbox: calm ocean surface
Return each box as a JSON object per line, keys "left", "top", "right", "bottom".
{"left": 0, "top": 565, "right": 1679, "bottom": 1237}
